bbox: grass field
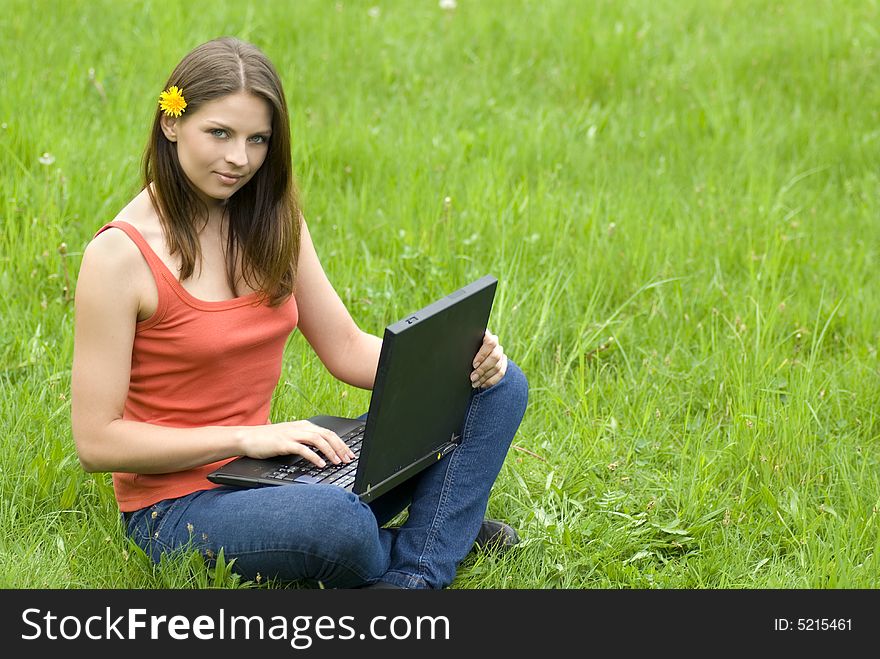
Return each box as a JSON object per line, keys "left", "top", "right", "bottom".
{"left": 1, "top": 0, "right": 879, "bottom": 589}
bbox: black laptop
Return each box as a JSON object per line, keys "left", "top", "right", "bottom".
{"left": 207, "top": 274, "right": 498, "bottom": 503}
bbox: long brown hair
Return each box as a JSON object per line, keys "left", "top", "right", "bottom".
{"left": 142, "top": 37, "right": 300, "bottom": 306}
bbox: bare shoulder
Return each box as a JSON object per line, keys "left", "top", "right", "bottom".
{"left": 82, "top": 225, "right": 143, "bottom": 275}
{"left": 77, "top": 221, "right": 152, "bottom": 312}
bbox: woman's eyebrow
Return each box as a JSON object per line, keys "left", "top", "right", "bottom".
{"left": 205, "top": 120, "right": 272, "bottom": 135}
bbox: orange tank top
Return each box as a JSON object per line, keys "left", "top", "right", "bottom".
{"left": 95, "top": 221, "right": 299, "bottom": 512}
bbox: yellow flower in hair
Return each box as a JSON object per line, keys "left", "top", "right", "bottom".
{"left": 159, "top": 85, "right": 187, "bottom": 117}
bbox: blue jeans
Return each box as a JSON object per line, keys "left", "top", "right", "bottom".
{"left": 123, "top": 361, "right": 529, "bottom": 589}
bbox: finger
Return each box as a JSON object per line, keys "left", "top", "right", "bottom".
{"left": 480, "top": 353, "right": 508, "bottom": 389}
{"left": 472, "top": 344, "right": 503, "bottom": 384}
{"left": 473, "top": 339, "right": 501, "bottom": 373}
{"left": 472, "top": 330, "right": 498, "bottom": 368}
{"left": 293, "top": 444, "right": 326, "bottom": 468}
{"left": 293, "top": 422, "right": 354, "bottom": 463}
{"left": 477, "top": 350, "right": 506, "bottom": 388}
{"left": 323, "top": 428, "right": 354, "bottom": 462}
{"left": 299, "top": 432, "right": 343, "bottom": 464}
{"left": 473, "top": 354, "right": 499, "bottom": 386}
{"left": 317, "top": 426, "right": 356, "bottom": 462}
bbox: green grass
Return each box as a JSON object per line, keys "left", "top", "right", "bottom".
{"left": 1, "top": 0, "right": 879, "bottom": 588}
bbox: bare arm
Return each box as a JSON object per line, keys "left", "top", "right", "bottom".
{"left": 294, "top": 218, "right": 383, "bottom": 389}
{"left": 70, "top": 229, "right": 353, "bottom": 474}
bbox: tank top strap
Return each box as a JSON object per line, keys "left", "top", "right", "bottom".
{"left": 94, "top": 220, "right": 172, "bottom": 328}
{"left": 94, "top": 220, "right": 168, "bottom": 272}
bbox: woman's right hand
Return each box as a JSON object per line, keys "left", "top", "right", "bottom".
{"left": 236, "top": 420, "right": 356, "bottom": 468}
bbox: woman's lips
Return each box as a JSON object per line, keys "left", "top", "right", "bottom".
{"left": 215, "top": 172, "right": 242, "bottom": 185}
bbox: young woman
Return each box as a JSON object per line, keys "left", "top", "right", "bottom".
{"left": 71, "top": 37, "right": 528, "bottom": 589}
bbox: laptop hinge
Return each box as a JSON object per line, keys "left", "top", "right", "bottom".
{"left": 359, "top": 442, "right": 459, "bottom": 503}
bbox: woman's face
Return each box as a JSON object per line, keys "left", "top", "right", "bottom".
{"left": 161, "top": 91, "right": 273, "bottom": 210}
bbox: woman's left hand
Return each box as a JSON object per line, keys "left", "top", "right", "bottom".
{"left": 471, "top": 330, "right": 508, "bottom": 389}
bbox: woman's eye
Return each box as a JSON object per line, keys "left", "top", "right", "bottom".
{"left": 250, "top": 135, "right": 267, "bottom": 144}
{"left": 210, "top": 129, "right": 227, "bottom": 138}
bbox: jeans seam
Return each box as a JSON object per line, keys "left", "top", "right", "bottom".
{"left": 152, "top": 500, "right": 180, "bottom": 541}
{"left": 157, "top": 493, "right": 203, "bottom": 545}
{"left": 381, "top": 569, "right": 429, "bottom": 589}
{"left": 463, "top": 385, "right": 486, "bottom": 440}
{"left": 417, "top": 451, "right": 454, "bottom": 578}
{"left": 414, "top": 389, "right": 483, "bottom": 583}
{"left": 128, "top": 496, "right": 195, "bottom": 556}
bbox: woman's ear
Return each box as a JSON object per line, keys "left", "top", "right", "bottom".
{"left": 160, "top": 114, "right": 178, "bottom": 142}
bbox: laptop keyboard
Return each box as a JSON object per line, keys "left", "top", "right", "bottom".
{"left": 264, "top": 424, "right": 365, "bottom": 489}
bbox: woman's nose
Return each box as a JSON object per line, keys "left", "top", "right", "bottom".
{"left": 225, "top": 140, "right": 248, "bottom": 167}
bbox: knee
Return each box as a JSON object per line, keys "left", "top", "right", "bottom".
{"left": 310, "top": 490, "right": 387, "bottom": 583}
{"left": 314, "top": 489, "right": 378, "bottom": 549}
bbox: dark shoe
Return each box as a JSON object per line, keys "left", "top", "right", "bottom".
{"left": 474, "top": 519, "right": 519, "bottom": 553}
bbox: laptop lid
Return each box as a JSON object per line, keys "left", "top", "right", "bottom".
{"left": 353, "top": 274, "right": 497, "bottom": 500}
